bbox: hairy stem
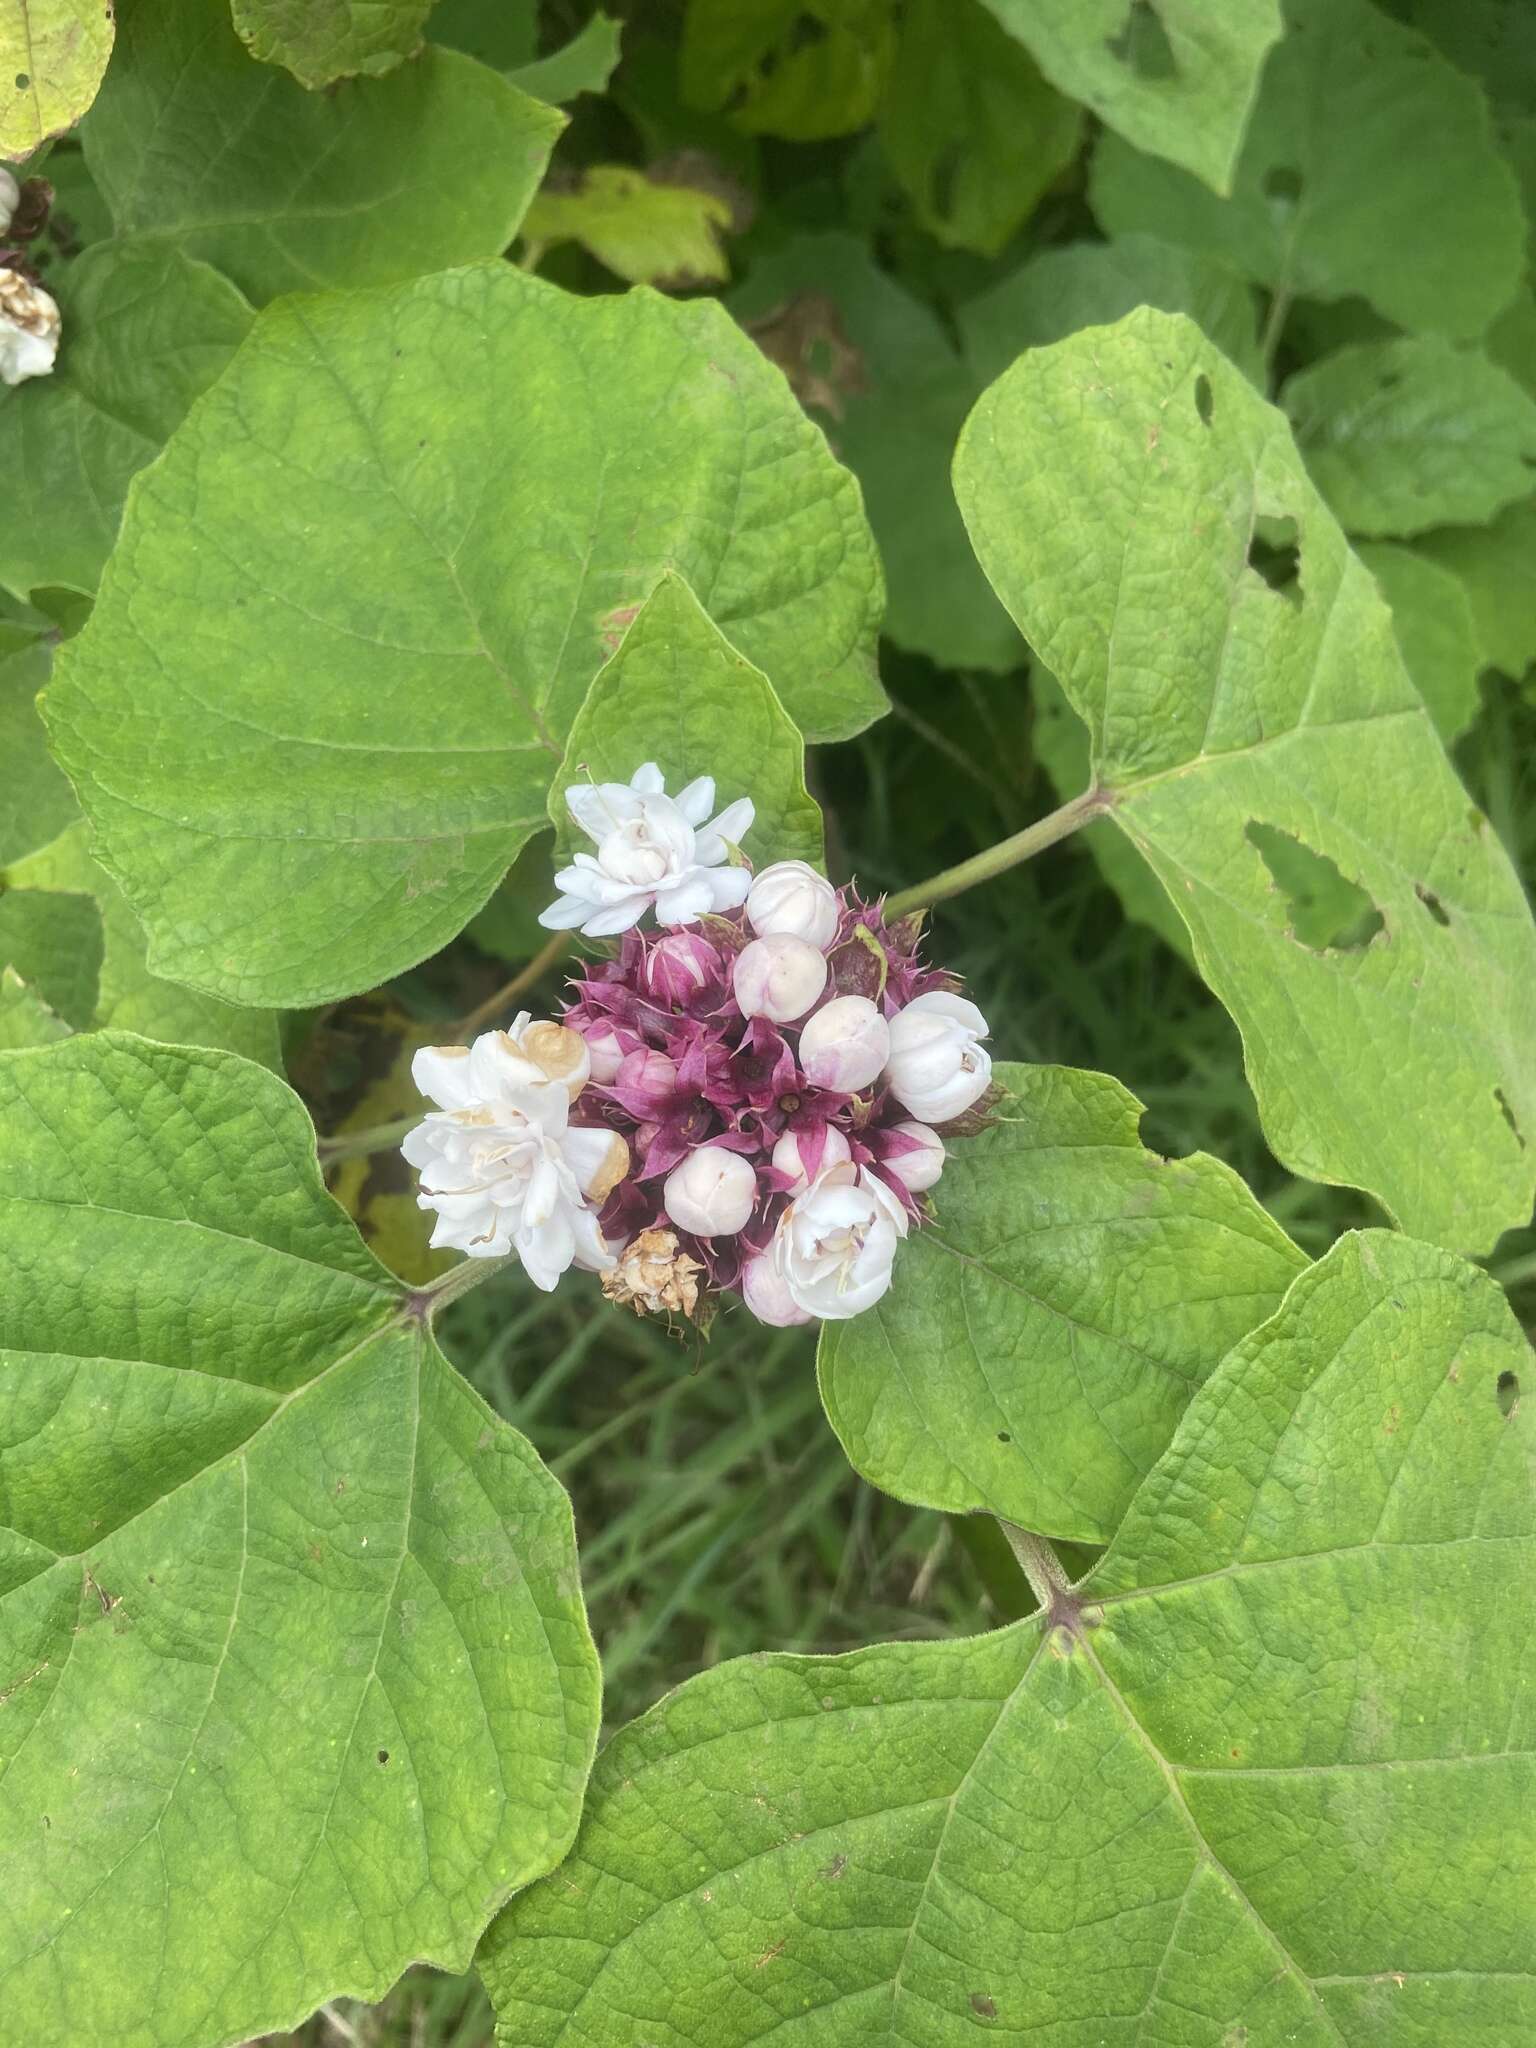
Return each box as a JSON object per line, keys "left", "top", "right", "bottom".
{"left": 1001, "top": 1524, "right": 1074, "bottom": 1614}
{"left": 884, "top": 786, "right": 1112, "bottom": 919}
{"left": 405, "top": 1253, "right": 507, "bottom": 1321}
{"left": 456, "top": 931, "right": 571, "bottom": 1042}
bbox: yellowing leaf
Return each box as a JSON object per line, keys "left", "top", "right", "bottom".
{"left": 523, "top": 164, "right": 735, "bottom": 287}
{"left": 0, "top": 0, "right": 114, "bottom": 159}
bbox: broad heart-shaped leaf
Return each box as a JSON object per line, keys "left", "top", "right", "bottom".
{"left": 231, "top": 0, "right": 432, "bottom": 88}
{"left": 0, "top": 239, "right": 253, "bottom": 600}
{"left": 879, "top": 0, "right": 1081, "bottom": 258}
{"left": 550, "top": 575, "right": 823, "bottom": 870}
{"left": 959, "top": 233, "right": 1262, "bottom": 389}
{"left": 1282, "top": 339, "right": 1536, "bottom": 540}
{"left": 1356, "top": 542, "right": 1481, "bottom": 745}
{"left": 80, "top": 0, "right": 562, "bottom": 305}
{"left": 481, "top": 1229, "right": 1536, "bottom": 2045}
{"left": 0, "top": 0, "right": 114, "bottom": 159}
{"left": 1417, "top": 498, "right": 1536, "bottom": 682}
{"left": 954, "top": 309, "right": 1536, "bottom": 1254}
{"left": 978, "top": 0, "right": 1282, "bottom": 194}
{"left": 0, "top": 1034, "right": 600, "bottom": 2048}
{"left": 818, "top": 1061, "right": 1304, "bottom": 1544}
{"left": 732, "top": 233, "right": 1017, "bottom": 673}
{"left": 45, "top": 264, "right": 885, "bottom": 1009}
{"left": 1090, "top": 0, "right": 1526, "bottom": 339}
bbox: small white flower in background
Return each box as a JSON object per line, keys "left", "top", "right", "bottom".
{"left": 0, "top": 169, "right": 19, "bottom": 238}
{"left": 883, "top": 990, "right": 992, "bottom": 1123}
{"left": 0, "top": 268, "right": 60, "bottom": 388}
{"left": 747, "top": 859, "right": 839, "bottom": 948}
{"left": 798, "top": 993, "right": 890, "bottom": 1093}
{"left": 663, "top": 1144, "right": 757, "bottom": 1237}
{"left": 769, "top": 1161, "right": 908, "bottom": 1320}
{"left": 539, "top": 761, "right": 754, "bottom": 937}
{"left": 402, "top": 1016, "right": 627, "bottom": 1288}
{"left": 732, "top": 932, "right": 828, "bottom": 1023}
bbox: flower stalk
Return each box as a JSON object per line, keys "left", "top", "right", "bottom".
{"left": 884, "top": 785, "right": 1114, "bottom": 919}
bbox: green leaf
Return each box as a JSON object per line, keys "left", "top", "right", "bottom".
{"left": 230, "top": 0, "right": 431, "bottom": 87}
{"left": 732, "top": 231, "right": 1018, "bottom": 672}
{"left": 80, "top": 0, "right": 563, "bottom": 304}
{"left": 550, "top": 574, "right": 823, "bottom": 870}
{"left": 483, "top": 1229, "right": 1535, "bottom": 2047}
{"left": 954, "top": 308, "right": 1536, "bottom": 1252}
{"left": 1282, "top": 339, "right": 1536, "bottom": 538}
{"left": 818, "top": 1060, "right": 1304, "bottom": 1543}
{"left": 959, "top": 232, "right": 1263, "bottom": 387}
{"left": 1356, "top": 541, "right": 1481, "bottom": 744}
{"left": 0, "top": 965, "right": 69, "bottom": 1047}
{"left": 1416, "top": 499, "right": 1536, "bottom": 682}
{"left": 0, "top": 632, "right": 73, "bottom": 864}
{"left": 0, "top": 887, "right": 101, "bottom": 1026}
{"left": 0, "top": 239, "right": 253, "bottom": 599}
{"left": 522, "top": 165, "right": 734, "bottom": 287}
{"left": 7, "top": 823, "right": 283, "bottom": 1070}
{"left": 680, "top": 0, "right": 896, "bottom": 142}
{"left": 1, "top": 0, "right": 114, "bottom": 159}
{"left": 879, "top": 0, "right": 1081, "bottom": 257}
{"left": 46, "top": 264, "right": 885, "bottom": 1009}
{"left": 0, "top": 1033, "right": 600, "bottom": 2048}
{"left": 509, "top": 11, "right": 622, "bottom": 104}
{"left": 429, "top": 0, "right": 536, "bottom": 68}
{"left": 1090, "top": 0, "right": 1525, "bottom": 338}
{"left": 978, "top": 0, "right": 1282, "bottom": 193}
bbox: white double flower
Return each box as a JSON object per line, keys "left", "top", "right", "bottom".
{"left": 402, "top": 1016, "right": 627, "bottom": 1289}
{"left": 745, "top": 1160, "right": 909, "bottom": 1325}
{"left": 0, "top": 265, "right": 60, "bottom": 387}
{"left": 539, "top": 761, "right": 755, "bottom": 937}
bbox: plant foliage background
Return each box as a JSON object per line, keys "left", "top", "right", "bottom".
{"left": 2, "top": 0, "right": 1535, "bottom": 2043}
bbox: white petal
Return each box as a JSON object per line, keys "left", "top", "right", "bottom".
{"left": 581, "top": 897, "right": 650, "bottom": 937}
{"left": 653, "top": 874, "right": 717, "bottom": 926}
{"left": 705, "top": 864, "right": 752, "bottom": 911}
{"left": 566, "top": 781, "right": 643, "bottom": 842}
{"left": 538, "top": 892, "right": 598, "bottom": 931}
{"left": 695, "top": 796, "right": 754, "bottom": 864}
{"left": 411, "top": 1044, "right": 476, "bottom": 1110}
{"left": 673, "top": 775, "right": 716, "bottom": 825}
{"left": 630, "top": 761, "right": 666, "bottom": 794}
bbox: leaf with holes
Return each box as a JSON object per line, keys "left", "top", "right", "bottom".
{"left": 679, "top": 0, "right": 897, "bottom": 142}
{"left": 732, "top": 232, "right": 1017, "bottom": 672}
{"left": 0, "top": 240, "right": 253, "bottom": 599}
{"left": 550, "top": 574, "right": 823, "bottom": 870}
{"left": 955, "top": 308, "right": 1536, "bottom": 1252}
{"left": 978, "top": 0, "right": 1282, "bottom": 194}
{"left": 879, "top": 0, "right": 1081, "bottom": 258}
{"left": 1, "top": 0, "right": 115, "bottom": 159}
{"left": 45, "top": 263, "right": 885, "bottom": 1009}
{"left": 482, "top": 1229, "right": 1536, "bottom": 2046}
{"left": 230, "top": 0, "right": 433, "bottom": 87}
{"left": 1283, "top": 339, "right": 1536, "bottom": 539}
{"left": 0, "top": 1034, "right": 600, "bottom": 2048}
{"left": 80, "top": 0, "right": 562, "bottom": 304}
{"left": 1090, "top": 0, "right": 1525, "bottom": 338}
{"left": 817, "top": 1061, "right": 1305, "bottom": 1544}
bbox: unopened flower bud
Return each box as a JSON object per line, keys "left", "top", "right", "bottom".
{"left": 771, "top": 1123, "right": 850, "bottom": 1195}
{"left": 0, "top": 169, "right": 17, "bottom": 239}
{"left": 740, "top": 1248, "right": 812, "bottom": 1327}
{"left": 883, "top": 991, "right": 991, "bottom": 1123}
{"left": 612, "top": 1046, "right": 680, "bottom": 1116}
{"left": 0, "top": 268, "right": 60, "bottom": 387}
{"left": 663, "top": 1144, "right": 758, "bottom": 1237}
{"left": 747, "top": 860, "right": 839, "bottom": 948}
{"left": 883, "top": 1120, "right": 945, "bottom": 1193}
{"left": 579, "top": 1023, "right": 627, "bottom": 1084}
{"left": 733, "top": 933, "right": 827, "bottom": 1024}
{"left": 797, "top": 994, "right": 890, "bottom": 1094}
{"left": 643, "top": 929, "right": 723, "bottom": 1006}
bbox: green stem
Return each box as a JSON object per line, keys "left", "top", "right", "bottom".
{"left": 407, "top": 1254, "right": 508, "bottom": 1320}
{"left": 456, "top": 930, "right": 571, "bottom": 1042}
{"left": 317, "top": 1114, "right": 419, "bottom": 1166}
{"left": 1000, "top": 1524, "right": 1072, "bottom": 1613}
{"left": 885, "top": 785, "right": 1112, "bottom": 919}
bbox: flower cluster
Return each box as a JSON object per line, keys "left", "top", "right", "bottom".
{"left": 405, "top": 764, "right": 993, "bottom": 1327}
{"left": 0, "top": 169, "right": 60, "bottom": 388}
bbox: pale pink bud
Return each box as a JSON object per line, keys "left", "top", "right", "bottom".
{"left": 732, "top": 933, "right": 828, "bottom": 1024}
{"left": 771, "top": 1123, "right": 851, "bottom": 1196}
{"left": 746, "top": 860, "right": 839, "bottom": 948}
{"left": 883, "top": 991, "right": 991, "bottom": 1122}
{"left": 643, "top": 930, "right": 723, "bottom": 1006}
{"left": 663, "top": 1145, "right": 758, "bottom": 1237}
{"left": 740, "top": 1248, "right": 813, "bottom": 1327}
{"left": 797, "top": 994, "right": 890, "bottom": 1093}
{"left": 612, "top": 1047, "right": 680, "bottom": 1117}
{"left": 883, "top": 1120, "right": 945, "bottom": 1192}
{"left": 580, "top": 1024, "right": 627, "bottom": 1084}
